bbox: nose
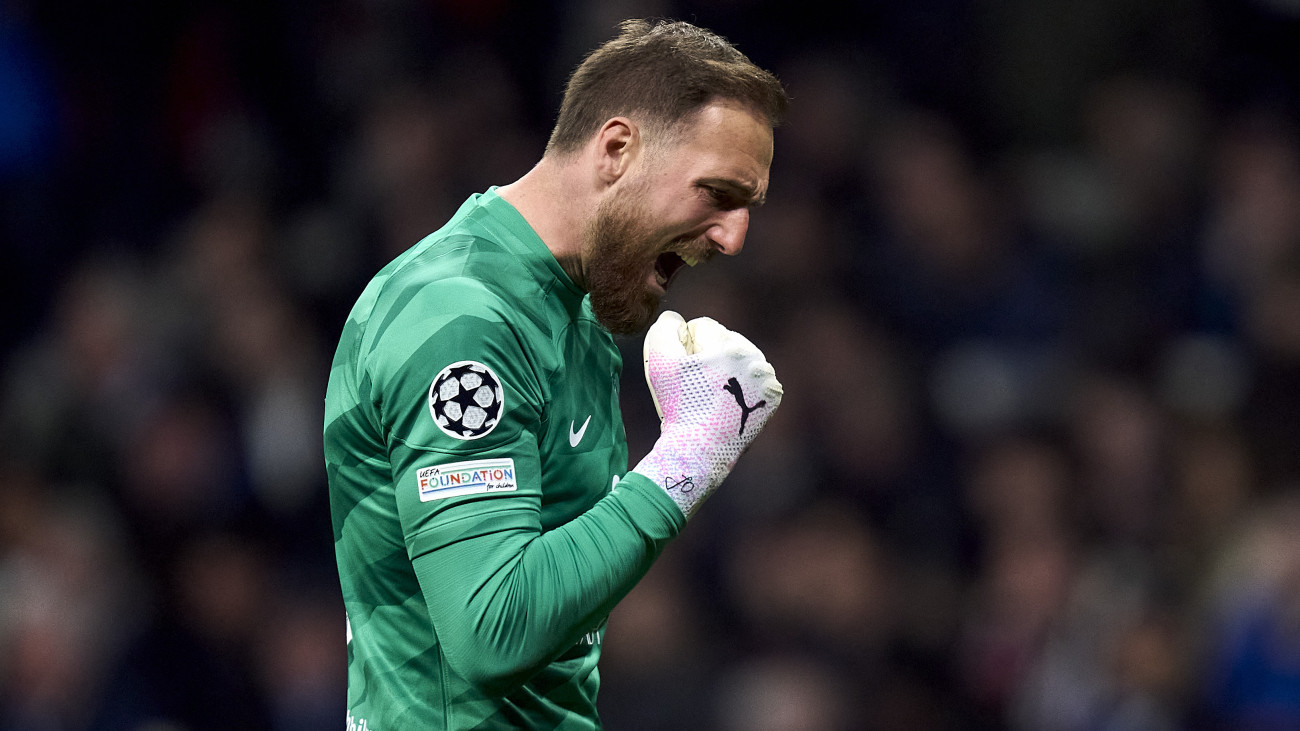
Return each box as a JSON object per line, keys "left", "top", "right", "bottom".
{"left": 707, "top": 207, "right": 750, "bottom": 256}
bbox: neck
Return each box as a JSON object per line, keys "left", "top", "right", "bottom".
{"left": 498, "top": 156, "right": 593, "bottom": 291}
{"left": 552, "top": 251, "right": 588, "bottom": 292}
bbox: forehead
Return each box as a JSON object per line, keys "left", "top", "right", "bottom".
{"left": 658, "top": 101, "right": 774, "bottom": 186}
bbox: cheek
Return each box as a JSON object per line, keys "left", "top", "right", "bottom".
{"left": 644, "top": 183, "right": 705, "bottom": 224}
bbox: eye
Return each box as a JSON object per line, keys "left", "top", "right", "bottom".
{"left": 700, "top": 185, "right": 738, "bottom": 209}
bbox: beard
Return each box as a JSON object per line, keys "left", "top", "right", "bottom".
{"left": 583, "top": 191, "right": 669, "bottom": 335}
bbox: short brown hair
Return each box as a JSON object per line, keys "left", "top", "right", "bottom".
{"left": 545, "top": 19, "right": 788, "bottom": 155}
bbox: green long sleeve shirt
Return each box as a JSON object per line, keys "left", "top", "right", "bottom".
{"left": 325, "top": 188, "right": 685, "bottom": 730}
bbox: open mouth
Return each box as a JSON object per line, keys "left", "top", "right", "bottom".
{"left": 653, "top": 248, "right": 707, "bottom": 290}
{"left": 654, "top": 251, "right": 687, "bottom": 290}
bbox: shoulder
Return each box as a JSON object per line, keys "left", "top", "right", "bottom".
{"left": 357, "top": 236, "right": 556, "bottom": 405}
{"left": 393, "top": 230, "right": 543, "bottom": 314}
{"left": 359, "top": 235, "right": 533, "bottom": 350}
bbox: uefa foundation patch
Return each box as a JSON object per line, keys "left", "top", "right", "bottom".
{"left": 428, "top": 360, "right": 505, "bottom": 439}
{"left": 417, "top": 457, "right": 518, "bottom": 502}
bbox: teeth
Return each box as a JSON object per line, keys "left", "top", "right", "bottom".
{"left": 681, "top": 252, "right": 702, "bottom": 267}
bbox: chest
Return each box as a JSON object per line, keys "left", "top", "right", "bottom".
{"left": 535, "top": 320, "right": 627, "bottom": 529}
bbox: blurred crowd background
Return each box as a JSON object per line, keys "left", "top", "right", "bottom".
{"left": 4, "top": 0, "right": 1300, "bottom": 729}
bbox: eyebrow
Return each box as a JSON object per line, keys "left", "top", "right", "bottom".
{"left": 699, "top": 178, "right": 766, "bottom": 208}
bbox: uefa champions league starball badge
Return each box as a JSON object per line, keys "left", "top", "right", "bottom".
{"left": 428, "top": 361, "right": 505, "bottom": 439}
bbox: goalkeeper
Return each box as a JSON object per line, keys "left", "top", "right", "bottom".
{"left": 325, "top": 18, "right": 787, "bottom": 730}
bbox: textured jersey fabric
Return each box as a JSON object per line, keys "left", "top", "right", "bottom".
{"left": 325, "top": 188, "right": 685, "bottom": 730}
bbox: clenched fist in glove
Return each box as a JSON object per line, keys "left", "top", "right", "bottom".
{"left": 631, "top": 311, "right": 783, "bottom": 519}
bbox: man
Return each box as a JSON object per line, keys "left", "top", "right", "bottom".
{"left": 325, "top": 19, "right": 786, "bottom": 730}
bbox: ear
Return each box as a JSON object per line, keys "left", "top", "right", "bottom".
{"left": 592, "top": 117, "right": 640, "bottom": 184}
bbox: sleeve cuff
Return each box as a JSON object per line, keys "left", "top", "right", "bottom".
{"left": 616, "top": 470, "right": 688, "bottom": 536}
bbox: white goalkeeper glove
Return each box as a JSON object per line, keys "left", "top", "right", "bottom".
{"left": 630, "top": 311, "right": 783, "bottom": 519}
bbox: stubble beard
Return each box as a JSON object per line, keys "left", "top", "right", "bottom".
{"left": 583, "top": 193, "right": 666, "bottom": 336}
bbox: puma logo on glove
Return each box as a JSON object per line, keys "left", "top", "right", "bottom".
{"left": 723, "top": 377, "right": 767, "bottom": 436}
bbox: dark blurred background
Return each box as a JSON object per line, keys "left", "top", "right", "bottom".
{"left": 4, "top": 1, "right": 1300, "bottom": 729}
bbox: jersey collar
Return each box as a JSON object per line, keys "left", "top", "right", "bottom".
{"left": 473, "top": 187, "right": 587, "bottom": 308}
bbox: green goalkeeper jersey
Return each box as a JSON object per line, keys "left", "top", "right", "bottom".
{"left": 324, "top": 188, "right": 685, "bottom": 730}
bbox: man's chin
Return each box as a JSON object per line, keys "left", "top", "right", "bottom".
{"left": 591, "top": 290, "right": 662, "bottom": 335}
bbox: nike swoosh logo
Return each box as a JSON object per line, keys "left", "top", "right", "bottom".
{"left": 569, "top": 415, "right": 592, "bottom": 448}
